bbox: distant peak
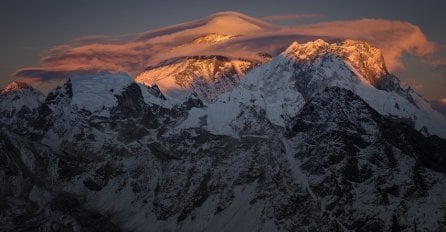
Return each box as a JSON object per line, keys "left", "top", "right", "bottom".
{"left": 1, "top": 81, "right": 33, "bottom": 94}
{"left": 192, "top": 33, "right": 235, "bottom": 44}
{"left": 284, "top": 39, "right": 330, "bottom": 59}
{"left": 284, "top": 39, "right": 388, "bottom": 84}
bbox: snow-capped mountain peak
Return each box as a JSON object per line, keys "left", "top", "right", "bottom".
{"left": 0, "top": 80, "right": 44, "bottom": 129}
{"left": 1, "top": 81, "right": 34, "bottom": 95}
{"left": 192, "top": 33, "right": 235, "bottom": 44}
{"left": 202, "top": 40, "right": 446, "bottom": 138}
{"left": 68, "top": 72, "right": 134, "bottom": 112}
{"left": 284, "top": 39, "right": 388, "bottom": 85}
{"left": 2, "top": 37, "right": 446, "bottom": 232}
{"left": 42, "top": 71, "right": 171, "bottom": 115}
{"left": 136, "top": 55, "right": 262, "bottom": 102}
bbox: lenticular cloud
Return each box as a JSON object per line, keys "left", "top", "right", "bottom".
{"left": 14, "top": 11, "right": 436, "bottom": 86}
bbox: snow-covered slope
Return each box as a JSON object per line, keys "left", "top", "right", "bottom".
{"left": 283, "top": 40, "right": 446, "bottom": 137}
{"left": 2, "top": 84, "right": 446, "bottom": 231}
{"left": 136, "top": 55, "right": 263, "bottom": 102}
{"left": 202, "top": 40, "right": 446, "bottom": 138}
{"left": 69, "top": 72, "right": 134, "bottom": 112}
{"left": 284, "top": 39, "right": 387, "bottom": 85}
{"left": 191, "top": 33, "right": 235, "bottom": 44}
{"left": 33, "top": 71, "right": 173, "bottom": 149}
{"left": 2, "top": 39, "right": 446, "bottom": 232}
{"left": 0, "top": 81, "right": 44, "bottom": 130}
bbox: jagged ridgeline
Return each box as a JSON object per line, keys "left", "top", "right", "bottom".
{"left": 1, "top": 36, "right": 446, "bottom": 232}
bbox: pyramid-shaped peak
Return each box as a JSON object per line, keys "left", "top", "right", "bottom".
{"left": 284, "top": 39, "right": 385, "bottom": 63}
{"left": 283, "top": 39, "right": 388, "bottom": 84}
{"left": 192, "top": 33, "right": 235, "bottom": 44}
{"left": 284, "top": 39, "right": 330, "bottom": 57}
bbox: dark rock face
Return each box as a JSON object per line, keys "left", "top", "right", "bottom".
{"left": 1, "top": 64, "right": 446, "bottom": 231}
{"left": 375, "top": 74, "right": 418, "bottom": 106}
{"left": 0, "top": 132, "right": 122, "bottom": 232}
{"left": 146, "top": 84, "right": 166, "bottom": 100}
{"left": 1, "top": 84, "right": 445, "bottom": 231}
{"left": 33, "top": 81, "right": 74, "bottom": 134}
{"left": 286, "top": 87, "right": 446, "bottom": 231}
{"left": 112, "top": 83, "right": 145, "bottom": 118}
{"left": 0, "top": 82, "right": 44, "bottom": 135}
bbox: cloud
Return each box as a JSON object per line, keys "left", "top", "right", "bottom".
{"left": 430, "top": 98, "right": 446, "bottom": 117}
{"left": 432, "top": 59, "right": 446, "bottom": 68}
{"left": 410, "top": 82, "right": 424, "bottom": 91}
{"left": 293, "top": 19, "right": 436, "bottom": 71}
{"left": 14, "top": 67, "right": 99, "bottom": 93}
{"left": 14, "top": 12, "right": 437, "bottom": 86}
{"left": 15, "top": 68, "right": 73, "bottom": 82}
{"left": 431, "top": 59, "right": 446, "bottom": 75}
{"left": 262, "top": 14, "right": 323, "bottom": 22}
{"left": 15, "top": 39, "right": 154, "bottom": 85}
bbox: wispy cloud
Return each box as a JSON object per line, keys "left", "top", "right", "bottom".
{"left": 262, "top": 14, "right": 323, "bottom": 22}
{"left": 293, "top": 19, "right": 436, "bottom": 71}
{"left": 409, "top": 82, "right": 424, "bottom": 91}
{"left": 430, "top": 98, "right": 446, "bottom": 116}
{"left": 14, "top": 13, "right": 438, "bottom": 87}
{"left": 432, "top": 59, "right": 446, "bottom": 68}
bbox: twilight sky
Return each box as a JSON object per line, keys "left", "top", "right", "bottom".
{"left": 1, "top": 0, "right": 446, "bottom": 101}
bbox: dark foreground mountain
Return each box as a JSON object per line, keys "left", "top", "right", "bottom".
{"left": 1, "top": 40, "right": 446, "bottom": 232}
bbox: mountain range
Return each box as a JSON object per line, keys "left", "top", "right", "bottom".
{"left": 1, "top": 12, "right": 446, "bottom": 232}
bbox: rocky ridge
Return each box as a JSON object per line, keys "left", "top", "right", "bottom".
{"left": 1, "top": 40, "right": 446, "bottom": 232}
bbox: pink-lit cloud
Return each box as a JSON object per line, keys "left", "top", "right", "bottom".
{"left": 405, "top": 79, "right": 425, "bottom": 91}
{"left": 432, "top": 59, "right": 446, "bottom": 68}
{"left": 291, "top": 19, "right": 436, "bottom": 71}
{"left": 15, "top": 40, "right": 155, "bottom": 83}
{"left": 262, "top": 14, "right": 323, "bottom": 22}
{"left": 14, "top": 12, "right": 438, "bottom": 87}
{"left": 430, "top": 98, "right": 446, "bottom": 117}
